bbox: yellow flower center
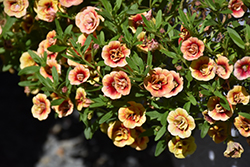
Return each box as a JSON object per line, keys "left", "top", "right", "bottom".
{"left": 232, "top": 2, "right": 242, "bottom": 11}
{"left": 215, "top": 103, "right": 225, "bottom": 113}
{"left": 234, "top": 93, "right": 244, "bottom": 103}
{"left": 109, "top": 48, "right": 124, "bottom": 62}
{"left": 187, "top": 43, "right": 198, "bottom": 55}
{"left": 174, "top": 116, "right": 188, "bottom": 131}
{"left": 77, "top": 73, "right": 84, "bottom": 82}
{"left": 10, "top": 1, "right": 23, "bottom": 12}
{"left": 115, "top": 78, "right": 128, "bottom": 90}
{"left": 114, "top": 127, "right": 128, "bottom": 141}
{"left": 151, "top": 72, "right": 168, "bottom": 90}
{"left": 199, "top": 64, "right": 213, "bottom": 76}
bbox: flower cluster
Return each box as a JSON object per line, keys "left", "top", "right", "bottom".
{"left": 1, "top": 0, "right": 250, "bottom": 159}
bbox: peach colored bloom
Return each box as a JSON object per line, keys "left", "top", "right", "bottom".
{"left": 4, "top": 0, "right": 29, "bottom": 18}
{"left": 107, "top": 120, "right": 136, "bottom": 147}
{"left": 19, "top": 51, "right": 37, "bottom": 69}
{"left": 227, "top": 85, "right": 250, "bottom": 105}
{"left": 0, "top": 26, "right": 2, "bottom": 35}
{"left": 234, "top": 115, "right": 250, "bottom": 137}
{"left": 34, "top": 0, "right": 59, "bottom": 22}
{"left": 75, "top": 87, "right": 92, "bottom": 111}
{"left": 164, "top": 71, "right": 184, "bottom": 98}
{"left": 136, "top": 31, "right": 159, "bottom": 53}
{"left": 40, "top": 59, "right": 61, "bottom": 82}
{"left": 75, "top": 6, "right": 103, "bottom": 34}
{"left": 44, "top": 30, "right": 57, "bottom": 50}
{"left": 118, "top": 101, "right": 146, "bottom": 129}
{"left": 68, "top": 65, "right": 90, "bottom": 85}
{"left": 168, "top": 136, "right": 197, "bottom": 159}
{"left": 181, "top": 37, "right": 204, "bottom": 61}
{"left": 102, "top": 41, "right": 130, "bottom": 68}
{"left": 144, "top": 67, "right": 175, "bottom": 97}
{"left": 208, "top": 121, "right": 230, "bottom": 143}
{"left": 52, "top": 98, "right": 74, "bottom": 118}
{"left": 178, "top": 25, "right": 190, "bottom": 44}
{"left": 59, "top": 0, "right": 83, "bottom": 7}
{"left": 167, "top": 108, "right": 196, "bottom": 139}
{"left": 102, "top": 71, "right": 131, "bottom": 100}
{"left": 228, "top": 0, "right": 247, "bottom": 18}
{"left": 233, "top": 56, "right": 250, "bottom": 80}
{"left": 189, "top": 56, "right": 216, "bottom": 81}
{"left": 130, "top": 127, "right": 149, "bottom": 151}
{"left": 202, "top": 110, "right": 216, "bottom": 125}
{"left": 215, "top": 56, "right": 233, "bottom": 79}
{"left": 31, "top": 93, "right": 51, "bottom": 121}
{"left": 128, "top": 10, "right": 153, "bottom": 33}
{"left": 207, "top": 96, "right": 234, "bottom": 121}
{"left": 224, "top": 140, "right": 244, "bottom": 158}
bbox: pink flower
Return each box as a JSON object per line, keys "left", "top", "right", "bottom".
{"left": 144, "top": 67, "right": 174, "bottom": 97}
{"left": 75, "top": 6, "right": 103, "bottom": 34}
{"left": 52, "top": 98, "right": 74, "bottom": 118}
{"left": 102, "top": 71, "right": 131, "bottom": 100}
{"left": 164, "top": 71, "right": 184, "bottom": 98}
{"left": 4, "top": 0, "right": 29, "bottom": 18}
{"left": 31, "top": 93, "right": 51, "bottom": 121}
{"left": 233, "top": 56, "right": 250, "bottom": 80}
{"left": 228, "top": 0, "right": 247, "bottom": 18}
{"left": 207, "top": 96, "right": 234, "bottom": 121}
{"left": 181, "top": 37, "right": 204, "bottom": 61}
{"left": 102, "top": 41, "right": 130, "bottom": 68}
{"left": 75, "top": 87, "right": 92, "bottom": 111}
{"left": 128, "top": 10, "right": 153, "bottom": 33}
{"left": 68, "top": 65, "right": 90, "bottom": 85}
{"left": 118, "top": 101, "right": 146, "bottom": 129}
{"left": 59, "top": 0, "right": 83, "bottom": 8}
{"left": 167, "top": 108, "right": 196, "bottom": 139}
{"left": 190, "top": 56, "right": 216, "bottom": 81}
{"left": 215, "top": 56, "right": 233, "bottom": 79}
{"left": 227, "top": 85, "right": 250, "bottom": 105}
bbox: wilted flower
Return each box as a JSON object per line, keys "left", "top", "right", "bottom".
{"left": 208, "top": 121, "right": 230, "bottom": 144}
{"left": 207, "top": 96, "right": 234, "bottom": 121}
{"left": 34, "top": 0, "right": 59, "bottom": 22}
{"left": 234, "top": 115, "right": 250, "bottom": 137}
{"left": 75, "top": 6, "right": 103, "bottom": 34}
{"left": 168, "top": 136, "right": 197, "bottom": 159}
{"left": 178, "top": 25, "right": 190, "bottom": 44}
{"left": 216, "top": 56, "right": 233, "bottom": 79}
{"left": 68, "top": 65, "right": 90, "bottom": 85}
{"left": 52, "top": 98, "right": 74, "bottom": 118}
{"left": 190, "top": 56, "right": 216, "bottom": 81}
{"left": 107, "top": 120, "right": 136, "bottom": 147}
{"left": 130, "top": 127, "right": 149, "bottom": 151}
{"left": 224, "top": 140, "right": 244, "bottom": 158}
{"left": 144, "top": 67, "right": 174, "bottom": 97}
{"left": 31, "top": 93, "right": 51, "bottom": 121}
{"left": 228, "top": 0, "right": 247, "bottom": 18}
{"left": 181, "top": 37, "right": 204, "bottom": 61}
{"left": 40, "top": 59, "right": 61, "bottom": 82}
{"left": 136, "top": 31, "right": 158, "bottom": 53}
{"left": 4, "top": 0, "right": 29, "bottom": 18}
{"left": 164, "top": 71, "right": 184, "bottom": 98}
{"left": 102, "top": 71, "right": 131, "bottom": 100}
{"left": 118, "top": 101, "right": 146, "bottom": 129}
{"left": 19, "top": 51, "right": 37, "bottom": 69}
{"left": 233, "top": 56, "right": 250, "bottom": 80}
{"left": 128, "top": 10, "right": 153, "bottom": 33}
{"left": 21, "top": 14, "right": 35, "bottom": 34}
{"left": 75, "top": 87, "right": 92, "bottom": 111}
{"left": 227, "top": 85, "right": 250, "bottom": 105}
{"left": 59, "top": 0, "right": 83, "bottom": 7}
{"left": 167, "top": 108, "right": 196, "bottom": 139}
{"left": 102, "top": 41, "right": 130, "bottom": 68}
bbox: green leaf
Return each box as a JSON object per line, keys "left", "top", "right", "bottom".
{"left": 200, "top": 89, "right": 212, "bottom": 96}
{"left": 187, "top": 94, "right": 197, "bottom": 106}
{"left": 37, "top": 73, "right": 53, "bottom": 91}
{"left": 114, "top": 0, "right": 122, "bottom": 12}
{"left": 1, "top": 16, "right": 16, "bottom": 37}
{"left": 160, "top": 111, "right": 169, "bottom": 125}
{"left": 146, "top": 110, "right": 162, "bottom": 120}
{"left": 238, "top": 112, "right": 250, "bottom": 120}
{"left": 99, "top": 31, "right": 105, "bottom": 45}
{"left": 147, "top": 51, "right": 153, "bottom": 67}
{"left": 28, "top": 50, "right": 43, "bottom": 65}
{"left": 220, "top": 9, "right": 233, "bottom": 14}
{"left": 155, "top": 10, "right": 162, "bottom": 29}
{"left": 64, "top": 24, "right": 73, "bottom": 36}
{"left": 55, "top": 19, "right": 63, "bottom": 36}
{"left": 82, "top": 35, "right": 92, "bottom": 53}
{"left": 186, "top": 70, "right": 193, "bottom": 88}
{"left": 200, "top": 121, "right": 210, "bottom": 138}
{"left": 245, "top": 24, "right": 250, "bottom": 42}
{"left": 51, "top": 98, "right": 65, "bottom": 106}
{"left": 18, "top": 66, "right": 39, "bottom": 76}
{"left": 132, "top": 52, "right": 144, "bottom": 72}
{"left": 100, "top": 0, "right": 112, "bottom": 13}
{"left": 205, "top": 0, "right": 216, "bottom": 10}
{"left": 178, "top": 8, "right": 188, "bottom": 26}
{"left": 183, "top": 102, "right": 191, "bottom": 112}
{"left": 52, "top": 66, "right": 59, "bottom": 86}
{"left": 227, "top": 27, "right": 245, "bottom": 49}
{"left": 126, "top": 57, "right": 140, "bottom": 72}
{"left": 18, "top": 80, "right": 39, "bottom": 87}
{"left": 126, "top": 9, "right": 148, "bottom": 15}
{"left": 155, "top": 125, "right": 166, "bottom": 141}
{"left": 99, "top": 111, "right": 113, "bottom": 124}
{"left": 141, "top": 15, "right": 153, "bottom": 29}
{"left": 154, "top": 139, "right": 167, "bottom": 156}
{"left": 160, "top": 49, "right": 176, "bottom": 58}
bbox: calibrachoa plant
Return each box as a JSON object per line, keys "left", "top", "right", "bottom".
{"left": 1, "top": 0, "right": 250, "bottom": 159}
